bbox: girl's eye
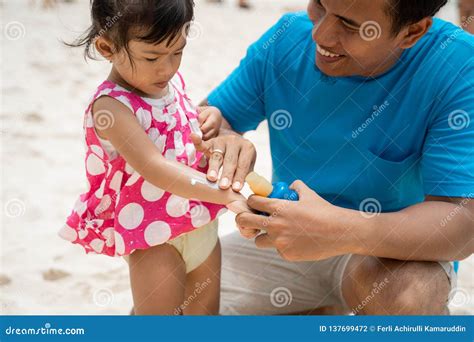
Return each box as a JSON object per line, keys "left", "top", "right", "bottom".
{"left": 145, "top": 57, "right": 158, "bottom": 62}
{"left": 174, "top": 51, "right": 183, "bottom": 56}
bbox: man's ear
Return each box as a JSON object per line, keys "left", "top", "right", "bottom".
{"left": 398, "top": 17, "right": 433, "bottom": 49}
{"left": 94, "top": 36, "right": 115, "bottom": 61}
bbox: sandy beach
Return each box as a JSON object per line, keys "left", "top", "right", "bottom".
{"left": 1, "top": 0, "right": 472, "bottom": 315}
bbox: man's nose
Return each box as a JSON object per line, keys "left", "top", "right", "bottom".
{"left": 312, "top": 15, "right": 340, "bottom": 47}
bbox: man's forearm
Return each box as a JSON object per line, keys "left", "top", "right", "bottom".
{"left": 347, "top": 200, "right": 473, "bottom": 261}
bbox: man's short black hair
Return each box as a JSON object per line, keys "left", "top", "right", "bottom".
{"left": 386, "top": 0, "right": 448, "bottom": 33}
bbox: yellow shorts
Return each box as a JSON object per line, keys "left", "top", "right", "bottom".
{"left": 124, "top": 220, "right": 218, "bottom": 274}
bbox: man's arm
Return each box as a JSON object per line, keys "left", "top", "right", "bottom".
{"left": 238, "top": 181, "right": 473, "bottom": 262}
{"left": 355, "top": 196, "right": 473, "bottom": 261}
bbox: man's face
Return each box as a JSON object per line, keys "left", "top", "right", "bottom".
{"left": 308, "top": 0, "right": 405, "bottom": 77}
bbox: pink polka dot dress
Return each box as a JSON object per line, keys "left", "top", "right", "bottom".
{"left": 59, "top": 72, "right": 227, "bottom": 257}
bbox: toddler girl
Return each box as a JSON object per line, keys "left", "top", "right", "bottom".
{"left": 59, "top": 0, "right": 245, "bottom": 315}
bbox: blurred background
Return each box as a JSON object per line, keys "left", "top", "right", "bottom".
{"left": 1, "top": 0, "right": 472, "bottom": 315}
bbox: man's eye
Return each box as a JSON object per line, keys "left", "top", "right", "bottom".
{"left": 314, "top": 0, "right": 322, "bottom": 6}
{"left": 341, "top": 20, "right": 359, "bottom": 31}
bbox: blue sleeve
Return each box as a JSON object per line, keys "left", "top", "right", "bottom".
{"left": 421, "top": 59, "right": 474, "bottom": 198}
{"left": 208, "top": 15, "right": 292, "bottom": 133}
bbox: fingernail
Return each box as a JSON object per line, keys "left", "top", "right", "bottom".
{"left": 233, "top": 182, "right": 241, "bottom": 190}
{"left": 209, "top": 170, "right": 217, "bottom": 179}
{"left": 220, "top": 177, "right": 229, "bottom": 187}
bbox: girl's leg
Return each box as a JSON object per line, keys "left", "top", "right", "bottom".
{"left": 182, "top": 240, "right": 221, "bottom": 315}
{"left": 128, "top": 244, "right": 186, "bottom": 315}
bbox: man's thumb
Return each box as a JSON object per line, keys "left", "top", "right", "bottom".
{"left": 290, "top": 180, "right": 318, "bottom": 200}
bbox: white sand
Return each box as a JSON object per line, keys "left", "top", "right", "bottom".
{"left": 1, "top": 0, "right": 472, "bottom": 315}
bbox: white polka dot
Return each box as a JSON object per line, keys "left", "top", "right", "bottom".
{"left": 165, "top": 149, "right": 176, "bottom": 161}
{"left": 156, "top": 135, "right": 167, "bottom": 153}
{"left": 74, "top": 198, "right": 87, "bottom": 216}
{"left": 141, "top": 181, "right": 165, "bottom": 202}
{"left": 167, "top": 103, "right": 177, "bottom": 115}
{"left": 185, "top": 143, "right": 196, "bottom": 165}
{"left": 125, "top": 172, "right": 141, "bottom": 186}
{"left": 166, "top": 195, "right": 189, "bottom": 217}
{"left": 109, "top": 171, "right": 123, "bottom": 193}
{"left": 124, "top": 163, "right": 134, "bottom": 175}
{"left": 118, "top": 203, "right": 144, "bottom": 230}
{"left": 90, "top": 239, "right": 105, "bottom": 253}
{"left": 144, "top": 221, "right": 172, "bottom": 246}
{"left": 86, "top": 153, "right": 106, "bottom": 176}
{"left": 102, "top": 228, "right": 115, "bottom": 247}
{"left": 95, "top": 194, "right": 111, "bottom": 215}
{"left": 95, "top": 182, "right": 105, "bottom": 198}
{"left": 190, "top": 205, "right": 211, "bottom": 228}
{"left": 174, "top": 131, "right": 185, "bottom": 156}
{"left": 166, "top": 116, "right": 177, "bottom": 130}
{"left": 136, "top": 108, "right": 152, "bottom": 130}
{"left": 85, "top": 113, "right": 94, "bottom": 128}
{"left": 58, "top": 224, "right": 77, "bottom": 241}
{"left": 78, "top": 229, "right": 88, "bottom": 239}
{"left": 148, "top": 127, "right": 159, "bottom": 143}
{"left": 177, "top": 107, "right": 188, "bottom": 125}
{"left": 114, "top": 232, "right": 125, "bottom": 255}
{"left": 90, "top": 145, "right": 104, "bottom": 159}
{"left": 152, "top": 108, "right": 166, "bottom": 122}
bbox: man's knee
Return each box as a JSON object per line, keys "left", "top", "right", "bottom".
{"left": 344, "top": 256, "right": 450, "bottom": 315}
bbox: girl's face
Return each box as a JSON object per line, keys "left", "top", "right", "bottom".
{"left": 105, "top": 34, "right": 187, "bottom": 98}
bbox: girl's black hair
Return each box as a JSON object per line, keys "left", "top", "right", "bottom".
{"left": 68, "top": 0, "right": 194, "bottom": 60}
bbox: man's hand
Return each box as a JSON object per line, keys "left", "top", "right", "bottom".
{"left": 191, "top": 132, "right": 257, "bottom": 192}
{"left": 236, "top": 180, "right": 358, "bottom": 261}
{"left": 197, "top": 106, "right": 223, "bottom": 140}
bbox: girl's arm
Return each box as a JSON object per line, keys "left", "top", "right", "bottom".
{"left": 92, "top": 96, "right": 244, "bottom": 206}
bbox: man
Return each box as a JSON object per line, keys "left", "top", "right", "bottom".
{"left": 199, "top": 0, "right": 474, "bottom": 314}
{"left": 460, "top": 0, "right": 474, "bottom": 34}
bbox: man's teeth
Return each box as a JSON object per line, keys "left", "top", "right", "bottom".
{"left": 317, "top": 45, "right": 341, "bottom": 58}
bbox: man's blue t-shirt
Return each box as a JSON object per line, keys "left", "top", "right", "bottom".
{"left": 208, "top": 13, "right": 474, "bottom": 212}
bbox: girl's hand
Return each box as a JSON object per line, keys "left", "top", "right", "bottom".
{"left": 197, "top": 106, "right": 223, "bottom": 140}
